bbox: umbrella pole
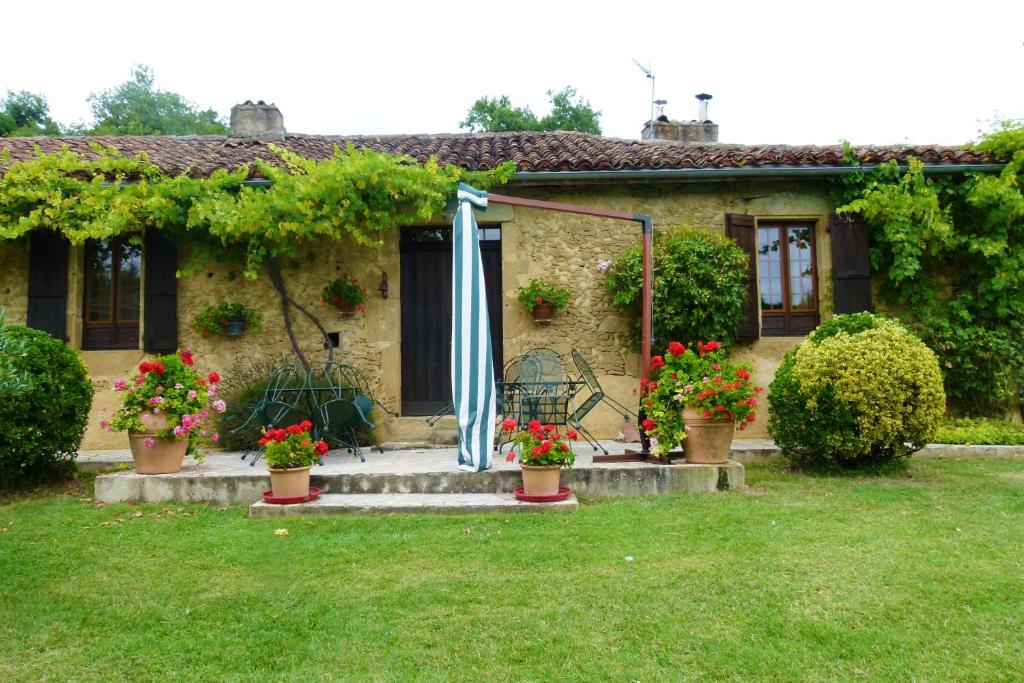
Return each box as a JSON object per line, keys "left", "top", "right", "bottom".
{"left": 486, "top": 193, "right": 655, "bottom": 461}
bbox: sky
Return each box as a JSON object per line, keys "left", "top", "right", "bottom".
{"left": 3, "top": 0, "right": 1022, "bottom": 146}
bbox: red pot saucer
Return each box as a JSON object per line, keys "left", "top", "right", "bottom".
{"left": 513, "top": 486, "right": 572, "bottom": 503}
{"left": 261, "top": 487, "right": 322, "bottom": 505}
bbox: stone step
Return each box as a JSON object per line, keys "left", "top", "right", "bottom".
{"left": 249, "top": 492, "right": 578, "bottom": 517}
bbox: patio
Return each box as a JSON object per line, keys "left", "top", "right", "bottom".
{"left": 85, "top": 440, "right": 768, "bottom": 508}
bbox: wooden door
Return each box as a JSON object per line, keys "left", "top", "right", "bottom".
{"left": 400, "top": 226, "right": 502, "bottom": 415}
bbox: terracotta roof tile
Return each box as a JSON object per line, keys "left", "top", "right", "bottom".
{"left": 0, "top": 131, "right": 997, "bottom": 178}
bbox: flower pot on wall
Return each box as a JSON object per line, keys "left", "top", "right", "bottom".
{"left": 520, "top": 464, "right": 562, "bottom": 495}
{"left": 224, "top": 319, "right": 246, "bottom": 336}
{"left": 681, "top": 407, "right": 733, "bottom": 464}
{"left": 532, "top": 303, "right": 554, "bottom": 323}
{"left": 336, "top": 300, "right": 358, "bottom": 316}
{"left": 269, "top": 465, "right": 313, "bottom": 498}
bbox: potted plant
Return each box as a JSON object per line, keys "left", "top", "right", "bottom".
{"left": 641, "top": 340, "right": 762, "bottom": 464}
{"left": 191, "top": 303, "right": 262, "bottom": 338}
{"left": 517, "top": 279, "right": 571, "bottom": 323}
{"left": 259, "top": 421, "right": 329, "bottom": 498}
{"left": 503, "top": 418, "right": 577, "bottom": 494}
{"left": 105, "top": 349, "right": 226, "bottom": 474}
{"left": 322, "top": 275, "right": 368, "bottom": 316}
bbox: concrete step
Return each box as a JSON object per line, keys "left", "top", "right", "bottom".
{"left": 250, "top": 492, "right": 578, "bottom": 517}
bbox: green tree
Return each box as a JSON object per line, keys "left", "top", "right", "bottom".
{"left": 85, "top": 65, "right": 228, "bottom": 135}
{"left": 0, "top": 90, "right": 60, "bottom": 136}
{"left": 459, "top": 86, "right": 601, "bottom": 134}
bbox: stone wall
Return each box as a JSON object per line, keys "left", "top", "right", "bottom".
{"left": 0, "top": 177, "right": 835, "bottom": 449}
{"left": 0, "top": 239, "right": 28, "bottom": 324}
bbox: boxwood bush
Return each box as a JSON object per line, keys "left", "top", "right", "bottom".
{"left": 0, "top": 323, "right": 94, "bottom": 489}
{"left": 768, "top": 313, "right": 945, "bottom": 468}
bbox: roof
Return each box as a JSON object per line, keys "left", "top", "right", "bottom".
{"left": 0, "top": 131, "right": 997, "bottom": 178}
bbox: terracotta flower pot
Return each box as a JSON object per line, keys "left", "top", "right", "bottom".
{"left": 269, "top": 466, "right": 312, "bottom": 498}
{"left": 520, "top": 464, "right": 562, "bottom": 495}
{"left": 128, "top": 411, "right": 187, "bottom": 474}
{"left": 681, "top": 407, "right": 734, "bottom": 464}
{"left": 532, "top": 303, "right": 554, "bottom": 322}
{"left": 128, "top": 433, "right": 188, "bottom": 474}
{"left": 138, "top": 410, "right": 170, "bottom": 432}
{"left": 336, "top": 300, "right": 358, "bottom": 316}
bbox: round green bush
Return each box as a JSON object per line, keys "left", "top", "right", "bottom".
{"left": 603, "top": 226, "right": 749, "bottom": 348}
{"left": 0, "top": 325, "right": 94, "bottom": 489}
{"left": 768, "top": 313, "right": 945, "bottom": 468}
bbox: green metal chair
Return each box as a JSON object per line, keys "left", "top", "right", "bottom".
{"left": 237, "top": 363, "right": 309, "bottom": 466}
{"left": 308, "top": 360, "right": 384, "bottom": 461}
{"left": 568, "top": 349, "right": 639, "bottom": 454}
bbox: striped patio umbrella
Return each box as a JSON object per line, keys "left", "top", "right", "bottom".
{"left": 451, "top": 183, "right": 496, "bottom": 472}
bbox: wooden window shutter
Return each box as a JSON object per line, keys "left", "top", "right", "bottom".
{"left": 725, "top": 213, "right": 759, "bottom": 342}
{"left": 26, "top": 230, "right": 70, "bottom": 341}
{"left": 829, "top": 213, "right": 873, "bottom": 314}
{"left": 143, "top": 230, "right": 178, "bottom": 352}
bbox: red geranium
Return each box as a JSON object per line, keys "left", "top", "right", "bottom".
{"left": 208, "top": 372, "right": 220, "bottom": 384}
{"left": 651, "top": 355, "right": 665, "bottom": 371}
{"left": 179, "top": 349, "right": 194, "bottom": 367}
{"left": 641, "top": 418, "right": 657, "bottom": 431}
{"left": 667, "top": 341, "right": 686, "bottom": 357}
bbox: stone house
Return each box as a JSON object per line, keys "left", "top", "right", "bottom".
{"left": 0, "top": 102, "right": 998, "bottom": 450}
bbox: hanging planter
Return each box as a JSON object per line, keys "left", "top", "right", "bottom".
{"left": 322, "top": 274, "right": 368, "bottom": 316}
{"left": 191, "top": 303, "right": 262, "bottom": 339}
{"left": 517, "top": 279, "right": 570, "bottom": 324}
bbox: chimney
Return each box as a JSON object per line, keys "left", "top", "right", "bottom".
{"left": 696, "top": 93, "right": 712, "bottom": 122}
{"left": 641, "top": 93, "right": 719, "bottom": 144}
{"left": 229, "top": 100, "right": 286, "bottom": 139}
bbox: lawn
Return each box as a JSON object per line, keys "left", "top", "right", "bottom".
{"left": 2, "top": 458, "right": 1023, "bottom": 682}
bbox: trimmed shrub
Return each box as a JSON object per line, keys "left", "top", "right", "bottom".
{"left": 603, "top": 227, "right": 749, "bottom": 348}
{"left": 0, "top": 324, "right": 94, "bottom": 489}
{"left": 768, "top": 314, "right": 945, "bottom": 468}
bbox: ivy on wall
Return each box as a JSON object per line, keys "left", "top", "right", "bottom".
{"left": 834, "top": 121, "right": 1024, "bottom": 416}
{"left": 0, "top": 143, "right": 515, "bottom": 365}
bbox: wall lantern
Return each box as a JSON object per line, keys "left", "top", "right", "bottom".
{"left": 378, "top": 271, "right": 390, "bottom": 299}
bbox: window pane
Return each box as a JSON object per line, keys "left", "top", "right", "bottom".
{"left": 86, "top": 241, "right": 113, "bottom": 322}
{"left": 758, "top": 226, "right": 783, "bottom": 310}
{"left": 118, "top": 240, "right": 142, "bottom": 322}
{"left": 787, "top": 226, "right": 815, "bottom": 310}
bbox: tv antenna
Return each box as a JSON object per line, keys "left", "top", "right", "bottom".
{"left": 633, "top": 59, "right": 656, "bottom": 139}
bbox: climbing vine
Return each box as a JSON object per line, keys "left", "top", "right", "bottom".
{"left": 0, "top": 143, "right": 515, "bottom": 366}
{"left": 834, "top": 120, "right": 1024, "bottom": 416}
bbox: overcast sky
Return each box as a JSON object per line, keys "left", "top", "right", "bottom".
{"left": 4, "top": 1, "right": 1022, "bottom": 145}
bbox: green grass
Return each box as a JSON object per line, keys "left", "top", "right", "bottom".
{"left": 2, "top": 459, "right": 1023, "bottom": 682}
{"left": 935, "top": 417, "right": 1024, "bottom": 445}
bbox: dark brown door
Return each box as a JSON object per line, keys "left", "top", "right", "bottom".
{"left": 400, "top": 226, "right": 502, "bottom": 415}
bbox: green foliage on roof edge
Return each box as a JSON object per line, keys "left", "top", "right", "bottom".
{"left": 0, "top": 143, "right": 515, "bottom": 278}
{"left": 834, "top": 119, "right": 1024, "bottom": 417}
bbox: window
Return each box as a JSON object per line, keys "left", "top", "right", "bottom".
{"left": 757, "top": 222, "right": 819, "bottom": 336}
{"left": 82, "top": 236, "right": 142, "bottom": 349}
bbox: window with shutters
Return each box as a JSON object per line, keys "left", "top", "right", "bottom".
{"left": 757, "top": 222, "right": 819, "bottom": 336}
{"left": 82, "top": 236, "right": 142, "bottom": 349}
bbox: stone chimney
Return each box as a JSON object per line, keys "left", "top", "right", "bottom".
{"left": 229, "top": 100, "right": 286, "bottom": 139}
{"left": 642, "top": 93, "right": 718, "bottom": 143}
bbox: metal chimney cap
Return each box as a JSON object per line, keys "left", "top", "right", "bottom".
{"left": 695, "top": 93, "right": 713, "bottom": 101}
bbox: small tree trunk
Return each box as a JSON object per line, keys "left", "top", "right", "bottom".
{"left": 263, "top": 255, "right": 334, "bottom": 371}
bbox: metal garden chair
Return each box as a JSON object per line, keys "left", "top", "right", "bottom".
{"left": 567, "top": 348, "right": 639, "bottom": 452}
{"left": 236, "top": 363, "right": 309, "bottom": 466}
{"left": 307, "top": 360, "right": 384, "bottom": 462}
